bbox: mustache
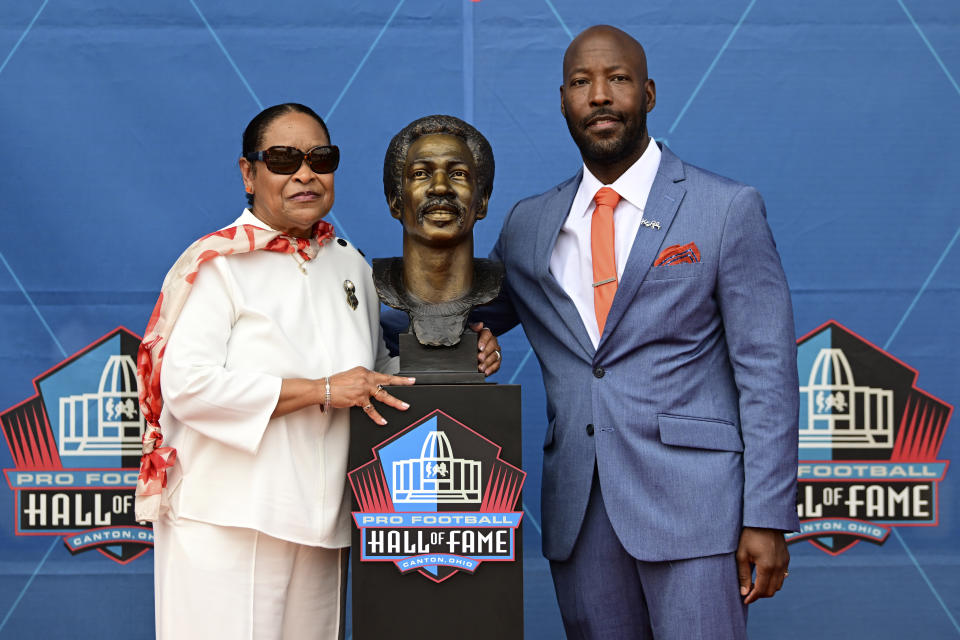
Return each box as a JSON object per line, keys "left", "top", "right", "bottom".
{"left": 578, "top": 107, "right": 623, "bottom": 129}
{"left": 416, "top": 196, "right": 467, "bottom": 226}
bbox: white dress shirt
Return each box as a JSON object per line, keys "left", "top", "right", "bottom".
{"left": 549, "top": 139, "right": 662, "bottom": 348}
{"left": 159, "top": 209, "right": 395, "bottom": 547}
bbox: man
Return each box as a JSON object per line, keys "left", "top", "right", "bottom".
{"left": 482, "top": 25, "right": 799, "bottom": 638}
{"left": 376, "top": 115, "right": 504, "bottom": 354}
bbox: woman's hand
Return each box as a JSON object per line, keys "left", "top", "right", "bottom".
{"left": 328, "top": 367, "right": 416, "bottom": 425}
{"left": 472, "top": 322, "right": 502, "bottom": 377}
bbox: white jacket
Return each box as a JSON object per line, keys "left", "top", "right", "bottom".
{"left": 159, "top": 209, "right": 395, "bottom": 547}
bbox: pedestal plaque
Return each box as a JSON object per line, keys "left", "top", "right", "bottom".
{"left": 397, "top": 331, "right": 485, "bottom": 384}
{"left": 348, "top": 383, "right": 523, "bottom": 639}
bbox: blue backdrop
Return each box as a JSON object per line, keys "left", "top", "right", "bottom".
{"left": 1, "top": 0, "right": 958, "bottom": 638}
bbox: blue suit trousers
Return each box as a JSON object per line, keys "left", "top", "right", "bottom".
{"left": 550, "top": 472, "right": 748, "bottom": 640}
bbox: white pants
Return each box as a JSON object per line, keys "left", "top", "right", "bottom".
{"left": 154, "top": 516, "right": 347, "bottom": 640}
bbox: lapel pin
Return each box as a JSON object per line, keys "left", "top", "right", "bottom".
{"left": 641, "top": 218, "right": 661, "bottom": 230}
{"left": 343, "top": 280, "right": 359, "bottom": 310}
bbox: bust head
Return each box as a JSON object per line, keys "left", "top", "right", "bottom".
{"left": 384, "top": 115, "right": 494, "bottom": 249}
{"left": 375, "top": 116, "right": 502, "bottom": 349}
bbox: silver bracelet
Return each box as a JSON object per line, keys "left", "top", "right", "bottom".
{"left": 323, "top": 377, "right": 332, "bottom": 413}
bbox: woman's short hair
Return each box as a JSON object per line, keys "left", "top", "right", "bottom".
{"left": 242, "top": 103, "right": 330, "bottom": 206}
{"left": 383, "top": 115, "right": 494, "bottom": 209}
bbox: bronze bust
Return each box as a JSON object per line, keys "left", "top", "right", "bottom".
{"left": 375, "top": 115, "right": 503, "bottom": 347}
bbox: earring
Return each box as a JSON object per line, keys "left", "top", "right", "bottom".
{"left": 245, "top": 185, "right": 253, "bottom": 194}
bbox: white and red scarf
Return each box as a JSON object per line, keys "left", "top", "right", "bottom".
{"left": 134, "top": 219, "right": 335, "bottom": 522}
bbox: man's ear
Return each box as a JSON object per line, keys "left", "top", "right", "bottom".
{"left": 559, "top": 86, "right": 566, "bottom": 118}
{"left": 388, "top": 194, "right": 403, "bottom": 220}
{"left": 475, "top": 194, "right": 490, "bottom": 220}
{"left": 645, "top": 78, "right": 657, "bottom": 112}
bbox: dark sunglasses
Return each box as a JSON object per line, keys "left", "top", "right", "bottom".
{"left": 243, "top": 145, "right": 340, "bottom": 175}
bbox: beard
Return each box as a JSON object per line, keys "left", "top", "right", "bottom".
{"left": 416, "top": 195, "right": 467, "bottom": 227}
{"left": 565, "top": 106, "right": 647, "bottom": 166}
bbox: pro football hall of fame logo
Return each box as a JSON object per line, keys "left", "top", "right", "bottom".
{"left": 349, "top": 409, "right": 525, "bottom": 583}
{"left": 1, "top": 327, "right": 151, "bottom": 564}
{"left": 789, "top": 321, "right": 952, "bottom": 555}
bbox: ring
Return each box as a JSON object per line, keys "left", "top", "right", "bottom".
{"left": 494, "top": 349, "right": 501, "bottom": 361}
{"left": 362, "top": 403, "right": 373, "bottom": 412}
{"left": 375, "top": 384, "right": 384, "bottom": 395}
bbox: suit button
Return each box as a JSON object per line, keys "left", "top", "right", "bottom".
{"left": 586, "top": 424, "right": 595, "bottom": 436}
{"left": 593, "top": 366, "right": 605, "bottom": 378}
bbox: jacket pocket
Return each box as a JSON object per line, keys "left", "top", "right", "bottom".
{"left": 543, "top": 419, "right": 556, "bottom": 450}
{"left": 645, "top": 261, "right": 703, "bottom": 280}
{"left": 658, "top": 414, "right": 743, "bottom": 452}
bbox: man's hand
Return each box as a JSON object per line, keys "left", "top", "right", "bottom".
{"left": 736, "top": 527, "right": 789, "bottom": 604}
{"left": 471, "top": 322, "right": 502, "bottom": 376}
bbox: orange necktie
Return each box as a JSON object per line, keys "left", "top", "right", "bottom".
{"left": 591, "top": 187, "right": 621, "bottom": 334}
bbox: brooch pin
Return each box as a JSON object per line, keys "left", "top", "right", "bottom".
{"left": 343, "top": 280, "right": 358, "bottom": 310}
{"left": 640, "top": 218, "right": 661, "bottom": 230}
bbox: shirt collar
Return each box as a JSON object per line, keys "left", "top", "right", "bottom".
{"left": 231, "top": 208, "right": 324, "bottom": 242}
{"left": 574, "top": 138, "right": 662, "bottom": 217}
{"left": 233, "top": 207, "right": 274, "bottom": 231}
{"left": 227, "top": 208, "right": 335, "bottom": 258}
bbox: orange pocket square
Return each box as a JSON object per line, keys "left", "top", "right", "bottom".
{"left": 654, "top": 242, "right": 701, "bottom": 267}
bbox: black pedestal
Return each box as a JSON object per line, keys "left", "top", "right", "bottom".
{"left": 398, "top": 331, "right": 485, "bottom": 384}
{"left": 348, "top": 384, "right": 523, "bottom": 639}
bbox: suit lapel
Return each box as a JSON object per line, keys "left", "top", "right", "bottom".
{"left": 600, "top": 145, "right": 687, "bottom": 347}
{"left": 534, "top": 171, "right": 596, "bottom": 360}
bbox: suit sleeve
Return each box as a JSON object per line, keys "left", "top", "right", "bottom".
{"left": 374, "top": 325, "right": 400, "bottom": 375}
{"left": 716, "top": 186, "right": 800, "bottom": 532}
{"left": 471, "top": 203, "right": 522, "bottom": 336}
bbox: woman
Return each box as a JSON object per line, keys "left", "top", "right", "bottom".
{"left": 135, "top": 103, "right": 501, "bottom": 639}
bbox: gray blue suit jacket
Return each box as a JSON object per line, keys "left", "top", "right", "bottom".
{"left": 482, "top": 144, "right": 800, "bottom": 562}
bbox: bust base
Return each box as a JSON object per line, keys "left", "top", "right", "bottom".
{"left": 398, "top": 330, "right": 485, "bottom": 384}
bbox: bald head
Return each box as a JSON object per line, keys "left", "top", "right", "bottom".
{"left": 563, "top": 25, "right": 648, "bottom": 84}
{"left": 559, "top": 25, "right": 656, "bottom": 184}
